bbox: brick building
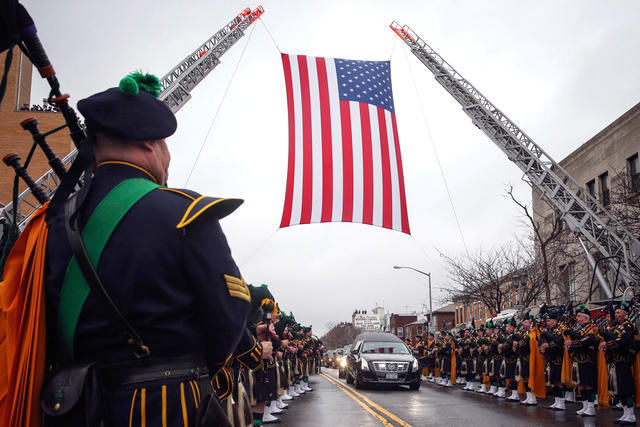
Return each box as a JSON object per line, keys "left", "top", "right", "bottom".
{"left": 389, "top": 313, "right": 417, "bottom": 339}
{"left": 0, "top": 46, "right": 72, "bottom": 207}
{"left": 430, "top": 304, "right": 455, "bottom": 331}
{"left": 403, "top": 319, "right": 428, "bottom": 341}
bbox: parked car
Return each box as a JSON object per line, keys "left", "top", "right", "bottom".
{"left": 346, "top": 332, "right": 420, "bottom": 390}
{"left": 333, "top": 349, "right": 344, "bottom": 368}
{"left": 324, "top": 350, "right": 335, "bottom": 367}
{"left": 338, "top": 344, "right": 352, "bottom": 378}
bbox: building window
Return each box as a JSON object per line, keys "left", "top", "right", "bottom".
{"left": 397, "top": 327, "right": 403, "bottom": 337}
{"left": 586, "top": 179, "right": 596, "bottom": 198}
{"left": 586, "top": 179, "right": 597, "bottom": 209}
{"left": 561, "top": 263, "right": 577, "bottom": 302}
{"left": 417, "top": 326, "right": 423, "bottom": 336}
{"left": 599, "top": 172, "right": 610, "bottom": 206}
{"left": 628, "top": 154, "right": 640, "bottom": 192}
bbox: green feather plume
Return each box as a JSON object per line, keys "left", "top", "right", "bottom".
{"left": 119, "top": 76, "right": 139, "bottom": 96}
{"left": 120, "top": 71, "right": 162, "bottom": 98}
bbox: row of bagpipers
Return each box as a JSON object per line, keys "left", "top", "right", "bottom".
{"left": 409, "top": 300, "right": 640, "bottom": 425}
{"left": 214, "top": 284, "right": 323, "bottom": 426}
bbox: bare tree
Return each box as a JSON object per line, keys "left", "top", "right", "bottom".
{"left": 320, "top": 322, "right": 363, "bottom": 349}
{"left": 506, "top": 185, "right": 563, "bottom": 303}
{"left": 442, "top": 242, "right": 544, "bottom": 315}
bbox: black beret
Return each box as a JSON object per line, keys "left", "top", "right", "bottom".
{"left": 575, "top": 304, "right": 590, "bottom": 316}
{"left": 544, "top": 309, "right": 561, "bottom": 320}
{"left": 78, "top": 74, "right": 176, "bottom": 140}
{"left": 615, "top": 301, "right": 630, "bottom": 312}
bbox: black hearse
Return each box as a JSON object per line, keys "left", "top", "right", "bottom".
{"left": 346, "top": 332, "right": 420, "bottom": 390}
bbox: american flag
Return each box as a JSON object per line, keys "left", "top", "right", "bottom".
{"left": 280, "top": 54, "right": 410, "bottom": 234}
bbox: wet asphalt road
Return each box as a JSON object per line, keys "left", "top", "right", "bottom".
{"left": 275, "top": 368, "right": 635, "bottom": 426}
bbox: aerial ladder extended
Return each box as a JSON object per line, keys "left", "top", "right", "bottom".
{"left": 0, "top": 6, "right": 264, "bottom": 232}
{"left": 390, "top": 22, "right": 640, "bottom": 298}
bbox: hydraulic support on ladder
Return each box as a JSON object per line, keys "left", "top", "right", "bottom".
{"left": 0, "top": 6, "right": 264, "bottom": 231}
{"left": 390, "top": 21, "right": 640, "bottom": 297}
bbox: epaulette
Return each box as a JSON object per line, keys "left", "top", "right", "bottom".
{"left": 175, "top": 195, "right": 244, "bottom": 229}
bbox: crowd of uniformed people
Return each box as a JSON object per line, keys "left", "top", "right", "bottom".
{"left": 409, "top": 301, "right": 639, "bottom": 425}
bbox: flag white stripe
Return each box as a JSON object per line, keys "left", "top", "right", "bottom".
{"left": 350, "top": 101, "right": 364, "bottom": 224}
{"left": 369, "top": 104, "right": 383, "bottom": 227}
{"left": 386, "top": 109, "right": 402, "bottom": 231}
{"left": 325, "top": 58, "right": 343, "bottom": 222}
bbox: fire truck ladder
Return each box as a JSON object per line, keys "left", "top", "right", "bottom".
{"left": 390, "top": 21, "right": 640, "bottom": 297}
{"left": 0, "top": 6, "right": 264, "bottom": 231}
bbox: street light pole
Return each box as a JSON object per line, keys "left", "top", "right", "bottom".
{"left": 393, "top": 265, "right": 432, "bottom": 333}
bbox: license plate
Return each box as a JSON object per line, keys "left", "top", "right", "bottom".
{"left": 386, "top": 373, "right": 398, "bottom": 380}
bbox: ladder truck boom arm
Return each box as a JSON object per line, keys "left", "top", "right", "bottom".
{"left": 390, "top": 22, "right": 640, "bottom": 296}
{"left": 0, "top": 6, "right": 263, "bottom": 231}
{"left": 159, "top": 6, "right": 264, "bottom": 112}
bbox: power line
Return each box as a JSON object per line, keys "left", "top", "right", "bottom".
{"left": 183, "top": 24, "right": 257, "bottom": 187}
{"left": 400, "top": 47, "right": 471, "bottom": 258}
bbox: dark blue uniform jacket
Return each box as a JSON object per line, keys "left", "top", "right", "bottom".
{"left": 44, "top": 161, "right": 250, "bottom": 425}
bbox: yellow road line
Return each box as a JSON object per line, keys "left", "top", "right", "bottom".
{"left": 322, "top": 371, "right": 413, "bottom": 427}
{"left": 320, "top": 373, "right": 393, "bottom": 426}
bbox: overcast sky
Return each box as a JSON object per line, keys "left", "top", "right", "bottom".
{"left": 26, "top": 0, "right": 640, "bottom": 335}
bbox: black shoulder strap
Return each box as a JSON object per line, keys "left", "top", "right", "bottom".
{"left": 64, "top": 194, "right": 150, "bottom": 359}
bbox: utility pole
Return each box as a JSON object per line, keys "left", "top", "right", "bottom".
{"left": 394, "top": 265, "right": 432, "bottom": 333}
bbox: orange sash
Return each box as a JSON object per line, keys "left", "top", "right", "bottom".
{"left": 451, "top": 341, "right": 456, "bottom": 383}
{"left": 561, "top": 336, "right": 572, "bottom": 388}
{"left": 0, "top": 203, "right": 49, "bottom": 427}
{"left": 597, "top": 350, "right": 610, "bottom": 408}
{"left": 528, "top": 327, "right": 546, "bottom": 398}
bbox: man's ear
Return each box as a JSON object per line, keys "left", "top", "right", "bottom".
{"left": 140, "top": 140, "right": 155, "bottom": 152}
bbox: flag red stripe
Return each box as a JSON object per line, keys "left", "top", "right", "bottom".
{"left": 391, "top": 115, "right": 410, "bottom": 234}
{"left": 377, "top": 107, "right": 393, "bottom": 229}
{"left": 316, "top": 57, "right": 333, "bottom": 222}
{"left": 360, "top": 104, "right": 373, "bottom": 225}
{"left": 298, "top": 55, "right": 313, "bottom": 224}
{"left": 339, "top": 100, "right": 353, "bottom": 222}
{"left": 280, "top": 54, "right": 295, "bottom": 227}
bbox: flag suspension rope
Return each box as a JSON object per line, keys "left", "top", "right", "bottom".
{"left": 400, "top": 45, "right": 471, "bottom": 257}
{"left": 183, "top": 23, "right": 257, "bottom": 187}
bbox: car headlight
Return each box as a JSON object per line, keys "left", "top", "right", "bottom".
{"left": 412, "top": 358, "right": 419, "bottom": 371}
{"left": 360, "top": 359, "right": 369, "bottom": 371}
{"left": 340, "top": 359, "right": 347, "bottom": 367}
